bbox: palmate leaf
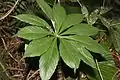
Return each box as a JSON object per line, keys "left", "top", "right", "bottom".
{"left": 39, "top": 38, "right": 59, "bottom": 80}
{"left": 53, "top": 4, "right": 66, "bottom": 32}
{"left": 24, "top": 37, "right": 54, "bottom": 57}
{"left": 36, "top": 0, "right": 52, "bottom": 19}
{"left": 14, "top": 2, "right": 112, "bottom": 80}
{"left": 60, "top": 38, "right": 81, "bottom": 69}
{"left": 16, "top": 26, "right": 51, "bottom": 40}
{"left": 13, "top": 14, "right": 50, "bottom": 27}
{"left": 61, "top": 24, "right": 99, "bottom": 36}
{"left": 60, "top": 14, "right": 83, "bottom": 33}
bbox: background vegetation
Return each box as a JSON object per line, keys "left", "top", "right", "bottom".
{"left": 0, "top": 0, "right": 120, "bottom": 80}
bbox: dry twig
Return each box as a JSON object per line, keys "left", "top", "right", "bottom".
{"left": 0, "top": 0, "right": 20, "bottom": 20}
{"left": 27, "top": 69, "right": 40, "bottom": 80}
{"left": 1, "top": 38, "right": 18, "bottom": 62}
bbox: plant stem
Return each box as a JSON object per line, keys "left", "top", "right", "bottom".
{"left": 95, "top": 59, "right": 104, "bottom": 80}
{"left": 103, "top": 0, "right": 105, "bottom": 7}
{"left": 77, "top": 0, "right": 82, "bottom": 7}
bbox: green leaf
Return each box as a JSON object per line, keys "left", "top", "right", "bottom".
{"left": 17, "top": 26, "right": 50, "bottom": 40}
{"left": 24, "top": 37, "right": 54, "bottom": 57}
{"left": 98, "top": 61, "right": 116, "bottom": 80}
{"left": 87, "top": 9, "right": 99, "bottom": 25}
{"left": 99, "top": 16, "right": 111, "bottom": 29}
{"left": 110, "top": 27, "right": 120, "bottom": 53}
{"left": 99, "top": 41, "right": 113, "bottom": 60}
{"left": 84, "top": 40, "right": 108, "bottom": 55}
{"left": 61, "top": 24, "right": 99, "bottom": 36}
{"left": 88, "top": 61, "right": 116, "bottom": 80}
{"left": 100, "top": 7, "right": 111, "bottom": 15}
{"left": 36, "top": 0, "right": 52, "bottom": 19}
{"left": 79, "top": 47, "right": 96, "bottom": 68}
{"left": 14, "top": 14, "right": 49, "bottom": 27}
{"left": 110, "top": 20, "right": 120, "bottom": 53}
{"left": 53, "top": 4, "right": 66, "bottom": 32}
{"left": 60, "top": 38, "right": 80, "bottom": 69}
{"left": 63, "top": 4, "right": 81, "bottom": 14}
{"left": 66, "top": 35, "right": 108, "bottom": 56}
{"left": 81, "top": 5, "right": 89, "bottom": 17}
{"left": 39, "top": 38, "right": 59, "bottom": 80}
{"left": 69, "top": 41, "right": 96, "bottom": 68}
{"left": 60, "top": 14, "right": 83, "bottom": 33}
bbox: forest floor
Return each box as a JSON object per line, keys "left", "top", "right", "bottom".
{"left": 0, "top": 2, "right": 40, "bottom": 80}
{"left": 0, "top": 1, "right": 120, "bottom": 80}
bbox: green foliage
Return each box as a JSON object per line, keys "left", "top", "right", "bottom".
{"left": 81, "top": 5, "right": 89, "bottom": 18}
{"left": 99, "top": 12, "right": 120, "bottom": 54}
{"left": 53, "top": 4, "right": 66, "bottom": 32}
{"left": 36, "top": 0, "right": 53, "bottom": 19}
{"left": 88, "top": 61, "right": 116, "bottom": 80}
{"left": 16, "top": 26, "right": 50, "bottom": 40}
{"left": 60, "top": 38, "right": 81, "bottom": 69}
{"left": 13, "top": 14, "right": 50, "bottom": 27}
{"left": 60, "top": 14, "right": 83, "bottom": 33}
{"left": 25, "top": 37, "right": 54, "bottom": 57}
{"left": 87, "top": 9, "right": 99, "bottom": 25}
{"left": 39, "top": 38, "right": 59, "bottom": 80}
{"left": 80, "top": 5, "right": 117, "bottom": 80}
{"left": 110, "top": 20, "right": 120, "bottom": 53}
{"left": 61, "top": 24, "right": 99, "bottom": 36}
{"left": 14, "top": 0, "right": 116, "bottom": 80}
